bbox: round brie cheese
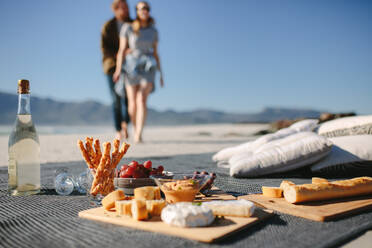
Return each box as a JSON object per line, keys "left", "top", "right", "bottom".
{"left": 161, "top": 202, "right": 215, "bottom": 227}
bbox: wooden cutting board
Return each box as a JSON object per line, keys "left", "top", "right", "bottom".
{"left": 194, "top": 187, "right": 237, "bottom": 202}
{"left": 79, "top": 190, "right": 272, "bottom": 243}
{"left": 79, "top": 207, "right": 272, "bottom": 243}
{"left": 239, "top": 194, "right": 372, "bottom": 222}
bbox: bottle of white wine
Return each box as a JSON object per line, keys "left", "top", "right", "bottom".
{"left": 8, "top": 79, "right": 40, "bottom": 196}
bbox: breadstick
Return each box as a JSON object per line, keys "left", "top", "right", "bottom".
{"left": 93, "top": 163, "right": 112, "bottom": 196}
{"left": 93, "top": 139, "right": 102, "bottom": 169}
{"left": 77, "top": 140, "right": 95, "bottom": 170}
{"left": 112, "top": 143, "right": 130, "bottom": 169}
{"left": 101, "top": 156, "right": 113, "bottom": 195}
{"left": 111, "top": 139, "right": 120, "bottom": 164}
{"left": 284, "top": 177, "right": 372, "bottom": 204}
{"left": 90, "top": 142, "right": 111, "bottom": 195}
{"left": 106, "top": 142, "right": 130, "bottom": 195}
{"left": 85, "top": 137, "right": 95, "bottom": 164}
{"left": 92, "top": 184, "right": 105, "bottom": 196}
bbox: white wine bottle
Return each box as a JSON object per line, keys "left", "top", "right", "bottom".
{"left": 8, "top": 79, "right": 40, "bottom": 196}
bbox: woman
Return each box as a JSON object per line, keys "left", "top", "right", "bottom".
{"left": 113, "top": 1, "right": 163, "bottom": 143}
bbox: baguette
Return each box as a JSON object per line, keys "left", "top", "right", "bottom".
{"left": 312, "top": 177, "right": 329, "bottom": 184}
{"left": 280, "top": 180, "right": 295, "bottom": 190}
{"left": 262, "top": 186, "right": 283, "bottom": 198}
{"left": 284, "top": 177, "right": 372, "bottom": 204}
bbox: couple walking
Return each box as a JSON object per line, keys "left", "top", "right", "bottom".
{"left": 101, "top": 0, "right": 164, "bottom": 143}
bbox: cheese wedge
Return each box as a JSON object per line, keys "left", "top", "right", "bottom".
{"left": 102, "top": 190, "right": 125, "bottom": 210}
{"left": 131, "top": 199, "right": 148, "bottom": 220}
{"left": 262, "top": 186, "right": 283, "bottom": 198}
{"left": 203, "top": 199, "right": 255, "bottom": 217}
{"left": 115, "top": 200, "right": 132, "bottom": 216}
{"left": 134, "top": 186, "right": 161, "bottom": 201}
{"left": 146, "top": 200, "right": 166, "bottom": 216}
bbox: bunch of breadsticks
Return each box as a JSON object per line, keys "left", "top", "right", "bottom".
{"left": 77, "top": 137, "right": 130, "bottom": 196}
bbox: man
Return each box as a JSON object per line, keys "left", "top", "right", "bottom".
{"left": 101, "top": 0, "right": 131, "bottom": 140}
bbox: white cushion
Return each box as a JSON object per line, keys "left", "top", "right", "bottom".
{"left": 251, "top": 127, "right": 297, "bottom": 148}
{"left": 317, "top": 115, "right": 372, "bottom": 138}
{"left": 311, "top": 135, "right": 372, "bottom": 172}
{"left": 212, "top": 127, "right": 297, "bottom": 163}
{"left": 230, "top": 132, "right": 333, "bottom": 177}
{"left": 289, "top": 119, "right": 319, "bottom": 132}
{"left": 212, "top": 141, "right": 254, "bottom": 162}
{"left": 229, "top": 151, "right": 253, "bottom": 165}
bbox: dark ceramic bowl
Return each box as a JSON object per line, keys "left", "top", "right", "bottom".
{"left": 114, "top": 171, "right": 174, "bottom": 195}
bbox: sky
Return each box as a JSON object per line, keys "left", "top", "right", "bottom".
{"left": 0, "top": 0, "right": 371, "bottom": 114}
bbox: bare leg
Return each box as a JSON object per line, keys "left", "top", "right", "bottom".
{"left": 120, "top": 121, "right": 128, "bottom": 140}
{"left": 115, "top": 131, "right": 122, "bottom": 141}
{"left": 125, "top": 84, "right": 139, "bottom": 136}
{"left": 134, "top": 82, "right": 153, "bottom": 143}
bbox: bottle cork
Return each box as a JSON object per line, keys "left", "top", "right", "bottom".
{"left": 18, "top": 79, "right": 30, "bottom": 94}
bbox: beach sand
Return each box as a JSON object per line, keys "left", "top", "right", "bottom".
{"left": 0, "top": 123, "right": 267, "bottom": 167}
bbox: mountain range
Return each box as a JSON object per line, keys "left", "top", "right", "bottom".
{"left": 0, "top": 91, "right": 324, "bottom": 125}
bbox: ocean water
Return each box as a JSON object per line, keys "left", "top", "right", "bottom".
{"left": 0, "top": 125, "right": 114, "bottom": 136}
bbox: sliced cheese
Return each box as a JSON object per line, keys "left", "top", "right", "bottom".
{"left": 102, "top": 190, "right": 125, "bottom": 210}
{"left": 262, "top": 186, "right": 283, "bottom": 198}
{"left": 203, "top": 199, "right": 255, "bottom": 217}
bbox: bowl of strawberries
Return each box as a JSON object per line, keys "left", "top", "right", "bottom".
{"left": 115, "top": 160, "right": 173, "bottom": 195}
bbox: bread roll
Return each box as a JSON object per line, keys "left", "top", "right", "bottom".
{"left": 262, "top": 186, "right": 283, "bottom": 198}
{"left": 284, "top": 177, "right": 372, "bottom": 204}
{"left": 131, "top": 199, "right": 148, "bottom": 220}
{"left": 146, "top": 200, "right": 166, "bottom": 216}
{"left": 134, "top": 186, "right": 161, "bottom": 200}
{"left": 312, "top": 177, "right": 329, "bottom": 184}
{"left": 102, "top": 190, "right": 125, "bottom": 210}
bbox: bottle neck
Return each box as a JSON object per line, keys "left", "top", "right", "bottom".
{"left": 17, "top": 94, "right": 31, "bottom": 115}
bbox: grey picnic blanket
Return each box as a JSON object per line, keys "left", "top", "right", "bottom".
{"left": 0, "top": 152, "right": 371, "bottom": 248}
